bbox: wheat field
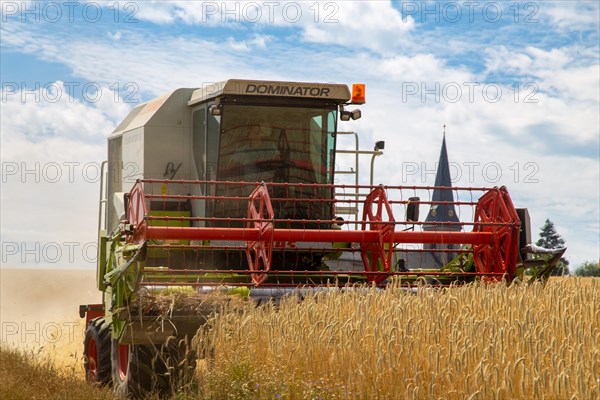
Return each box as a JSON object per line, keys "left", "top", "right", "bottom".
{"left": 195, "top": 278, "right": 600, "bottom": 400}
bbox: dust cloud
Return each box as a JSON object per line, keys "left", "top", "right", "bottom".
{"left": 1, "top": 268, "right": 100, "bottom": 377}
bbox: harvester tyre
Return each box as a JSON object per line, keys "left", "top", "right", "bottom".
{"left": 111, "top": 340, "right": 169, "bottom": 398}
{"left": 83, "top": 317, "right": 112, "bottom": 386}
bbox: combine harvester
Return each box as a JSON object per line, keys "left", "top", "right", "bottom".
{"left": 80, "top": 79, "right": 564, "bottom": 396}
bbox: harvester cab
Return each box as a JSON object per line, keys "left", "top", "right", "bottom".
{"left": 81, "top": 79, "right": 565, "bottom": 397}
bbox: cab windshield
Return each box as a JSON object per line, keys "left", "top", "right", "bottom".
{"left": 215, "top": 104, "right": 337, "bottom": 224}
{"left": 218, "top": 104, "right": 337, "bottom": 185}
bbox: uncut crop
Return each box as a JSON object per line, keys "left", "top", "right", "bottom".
{"left": 195, "top": 279, "right": 600, "bottom": 400}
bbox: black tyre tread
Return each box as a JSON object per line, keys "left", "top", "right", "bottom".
{"left": 83, "top": 317, "right": 112, "bottom": 386}
{"left": 112, "top": 340, "right": 170, "bottom": 398}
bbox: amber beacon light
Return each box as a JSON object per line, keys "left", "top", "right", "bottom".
{"left": 351, "top": 83, "right": 366, "bottom": 104}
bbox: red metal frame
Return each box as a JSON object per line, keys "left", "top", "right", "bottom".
{"left": 124, "top": 179, "right": 521, "bottom": 285}
{"left": 83, "top": 303, "right": 104, "bottom": 326}
{"left": 118, "top": 343, "right": 129, "bottom": 379}
{"left": 87, "top": 337, "right": 99, "bottom": 379}
{"left": 472, "top": 186, "right": 521, "bottom": 280}
{"left": 360, "top": 186, "right": 395, "bottom": 284}
{"left": 82, "top": 303, "right": 104, "bottom": 381}
{"left": 128, "top": 182, "right": 148, "bottom": 245}
{"left": 245, "top": 183, "right": 274, "bottom": 285}
{"left": 144, "top": 226, "right": 493, "bottom": 244}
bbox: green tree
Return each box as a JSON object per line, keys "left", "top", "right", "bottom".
{"left": 536, "top": 218, "right": 569, "bottom": 275}
{"left": 574, "top": 260, "right": 600, "bottom": 277}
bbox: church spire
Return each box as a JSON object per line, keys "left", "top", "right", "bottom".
{"left": 424, "top": 127, "right": 461, "bottom": 231}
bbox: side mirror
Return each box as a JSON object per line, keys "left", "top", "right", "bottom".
{"left": 406, "top": 197, "right": 420, "bottom": 222}
{"left": 340, "top": 108, "right": 362, "bottom": 121}
{"left": 114, "top": 192, "right": 129, "bottom": 222}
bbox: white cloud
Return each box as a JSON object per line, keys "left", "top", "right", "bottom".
{"left": 300, "top": 1, "right": 414, "bottom": 54}
{"left": 0, "top": 139, "right": 105, "bottom": 267}
{"left": 0, "top": 85, "right": 129, "bottom": 267}
{"left": 1, "top": 23, "right": 229, "bottom": 95}
{"left": 108, "top": 31, "right": 122, "bottom": 41}
{"left": 482, "top": 45, "right": 600, "bottom": 143}
{"left": 378, "top": 53, "right": 473, "bottom": 86}
{"left": 540, "top": 2, "right": 600, "bottom": 31}
{"left": 484, "top": 46, "right": 570, "bottom": 77}
{"left": 133, "top": 1, "right": 181, "bottom": 24}
{"left": 1, "top": 82, "right": 130, "bottom": 141}
{"left": 226, "top": 34, "right": 272, "bottom": 51}
{"left": 132, "top": 1, "right": 414, "bottom": 54}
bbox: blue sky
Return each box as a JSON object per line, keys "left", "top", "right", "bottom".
{"left": 1, "top": 0, "right": 599, "bottom": 269}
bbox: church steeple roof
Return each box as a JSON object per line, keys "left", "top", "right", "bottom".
{"left": 424, "top": 128, "right": 461, "bottom": 230}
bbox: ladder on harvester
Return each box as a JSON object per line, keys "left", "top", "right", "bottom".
{"left": 334, "top": 131, "right": 384, "bottom": 230}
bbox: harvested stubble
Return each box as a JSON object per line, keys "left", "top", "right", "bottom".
{"left": 194, "top": 279, "right": 600, "bottom": 400}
